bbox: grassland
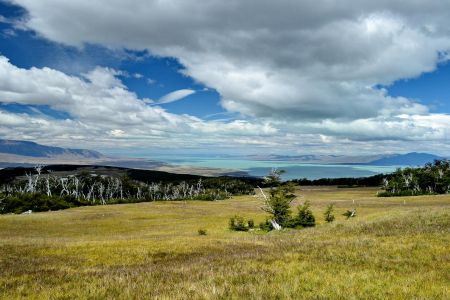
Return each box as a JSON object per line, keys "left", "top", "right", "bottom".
{"left": 0, "top": 186, "right": 449, "bottom": 299}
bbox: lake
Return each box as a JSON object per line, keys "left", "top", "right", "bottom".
{"left": 146, "top": 155, "right": 399, "bottom": 180}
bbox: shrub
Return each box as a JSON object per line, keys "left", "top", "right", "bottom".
{"left": 259, "top": 219, "right": 273, "bottom": 231}
{"left": 229, "top": 215, "right": 248, "bottom": 231}
{"left": 288, "top": 201, "right": 315, "bottom": 228}
{"left": 260, "top": 170, "right": 296, "bottom": 227}
{"left": 324, "top": 204, "right": 335, "bottom": 223}
{"left": 197, "top": 229, "right": 207, "bottom": 235}
{"left": 247, "top": 219, "right": 254, "bottom": 229}
{"left": 0, "top": 192, "right": 89, "bottom": 214}
{"left": 266, "top": 187, "right": 295, "bottom": 226}
{"left": 377, "top": 190, "right": 423, "bottom": 197}
{"left": 192, "top": 191, "right": 226, "bottom": 201}
{"left": 343, "top": 209, "right": 356, "bottom": 219}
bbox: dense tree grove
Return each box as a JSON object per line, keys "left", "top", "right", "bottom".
{"left": 0, "top": 166, "right": 255, "bottom": 213}
{"left": 291, "top": 174, "right": 385, "bottom": 187}
{"left": 379, "top": 160, "right": 450, "bottom": 196}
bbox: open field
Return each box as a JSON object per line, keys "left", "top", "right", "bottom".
{"left": 1, "top": 186, "right": 449, "bottom": 299}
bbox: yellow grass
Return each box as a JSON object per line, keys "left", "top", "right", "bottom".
{"left": 0, "top": 186, "right": 449, "bottom": 299}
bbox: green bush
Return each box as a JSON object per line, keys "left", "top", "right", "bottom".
{"left": 202, "top": 178, "right": 255, "bottom": 195}
{"left": 247, "top": 219, "right": 254, "bottom": 229}
{"left": 288, "top": 201, "right": 315, "bottom": 228}
{"left": 261, "top": 177, "right": 296, "bottom": 227}
{"left": 324, "top": 204, "right": 335, "bottom": 223}
{"left": 343, "top": 209, "right": 356, "bottom": 219}
{"left": 267, "top": 189, "right": 294, "bottom": 226}
{"left": 197, "top": 229, "right": 207, "bottom": 235}
{"left": 191, "top": 190, "right": 231, "bottom": 201}
{"left": 229, "top": 215, "right": 249, "bottom": 231}
{"left": 259, "top": 219, "right": 273, "bottom": 231}
{"left": 0, "top": 193, "right": 89, "bottom": 214}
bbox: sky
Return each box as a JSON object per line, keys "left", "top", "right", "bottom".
{"left": 0, "top": 0, "right": 449, "bottom": 156}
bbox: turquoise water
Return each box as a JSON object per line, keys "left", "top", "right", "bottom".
{"left": 147, "top": 155, "right": 399, "bottom": 180}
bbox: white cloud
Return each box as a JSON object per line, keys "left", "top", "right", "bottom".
{"left": 110, "top": 129, "right": 126, "bottom": 137}
{"left": 158, "top": 89, "right": 195, "bottom": 105}
{"left": 0, "top": 56, "right": 278, "bottom": 150}
{"left": 2, "top": 1, "right": 450, "bottom": 154}
{"left": 10, "top": 0, "right": 450, "bottom": 121}
{"left": 147, "top": 78, "right": 156, "bottom": 85}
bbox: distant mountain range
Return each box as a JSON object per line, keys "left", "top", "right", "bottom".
{"left": 245, "top": 154, "right": 383, "bottom": 164}
{"left": 0, "top": 139, "right": 103, "bottom": 159}
{"left": 0, "top": 139, "right": 447, "bottom": 170}
{"left": 366, "top": 152, "right": 445, "bottom": 166}
{"left": 0, "top": 139, "right": 246, "bottom": 177}
{"left": 245, "top": 152, "right": 446, "bottom": 166}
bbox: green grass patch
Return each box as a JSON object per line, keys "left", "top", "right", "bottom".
{"left": 0, "top": 186, "right": 449, "bottom": 299}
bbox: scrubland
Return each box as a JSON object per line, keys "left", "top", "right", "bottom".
{"left": 0, "top": 186, "right": 449, "bottom": 299}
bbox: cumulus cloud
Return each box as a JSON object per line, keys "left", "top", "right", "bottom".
{"left": 284, "top": 114, "right": 450, "bottom": 142}
{"left": 2, "top": 1, "right": 450, "bottom": 153}
{"left": 9, "top": 0, "right": 450, "bottom": 121}
{"left": 0, "top": 56, "right": 278, "bottom": 149}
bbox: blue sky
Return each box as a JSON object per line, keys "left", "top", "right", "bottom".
{"left": 0, "top": 1, "right": 450, "bottom": 156}
{"left": 385, "top": 63, "right": 450, "bottom": 114}
{"left": 0, "top": 1, "right": 226, "bottom": 120}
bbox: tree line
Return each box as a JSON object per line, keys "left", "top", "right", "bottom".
{"left": 379, "top": 160, "right": 450, "bottom": 196}
{"left": 290, "top": 174, "right": 385, "bottom": 187}
{"left": 0, "top": 166, "right": 255, "bottom": 214}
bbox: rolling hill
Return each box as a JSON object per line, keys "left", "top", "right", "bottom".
{"left": 0, "top": 139, "right": 103, "bottom": 159}
{"left": 367, "top": 152, "right": 445, "bottom": 166}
